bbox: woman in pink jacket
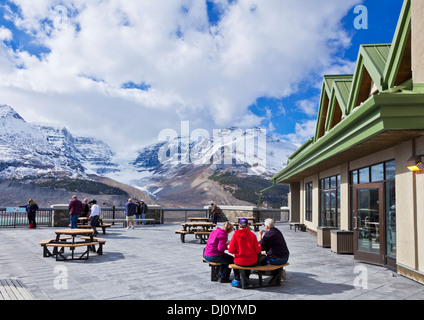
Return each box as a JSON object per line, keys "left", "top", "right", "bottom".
{"left": 203, "top": 222, "right": 234, "bottom": 283}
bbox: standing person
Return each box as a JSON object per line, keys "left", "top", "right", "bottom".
{"left": 82, "top": 198, "right": 90, "bottom": 218}
{"left": 89, "top": 199, "right": 101, "bottom": 237}
{"left": 69, "top": 195, "right": 83, "bottom": 229}
{"left": 22, "top": 199, "right": 39, "bottom": 229}
{"left": 135, "top": 201, "right": 141, "bottom": 225}
{"left": 210, "top": 202, "right": 219, "bottom": 225}
{"left": 139, "top": 200, "right": 148, "bottom": 225}
{"left": 258, "top": 218, "right": 290, "bottom": 284}
{"left": 228, "top": 218, "right": 262, "bottom": 287}
{"left": 125, "top": 198, "right": 137, "bottom": 229}
{"left": 203, "top": 222, "right": 235, "bottom": 283}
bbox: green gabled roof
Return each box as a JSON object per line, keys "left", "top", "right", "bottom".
{"left": 325, "top": 76, "right": 353, "bottom": 132}
{"left": 314, "top": 75, "right": 353, "bottom": 142}
{"left": 273, "top": 0, "right": 419, "bottom": 184}
{"left": 346, "top": 44, "right": 392, "bottom": 115}
{"left": 384, "top": 0, "right": 411, "bottom": 88}
{"left": 273, "top": 92, "right": 424, "bottom": 184}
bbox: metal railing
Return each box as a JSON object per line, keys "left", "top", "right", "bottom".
{"left": 0, "top": 206, "right": 289, "bottom": 227}
{"left": 0, "top": 207, "right": 53, "bottom": 228}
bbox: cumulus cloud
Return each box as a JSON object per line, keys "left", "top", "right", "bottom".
{"left": 0, "top": 0, "right": 360, "bottom": 153}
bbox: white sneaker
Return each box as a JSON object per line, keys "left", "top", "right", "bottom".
{"left": 131, "top": 226, "right": 135, "bottom": 229}
{"left": 126, "top": 226, "right": 130, "bottom": 230}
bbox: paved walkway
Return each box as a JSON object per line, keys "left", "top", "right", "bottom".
{"left": 0, "top": 222, "right": 423, "bottom": 301}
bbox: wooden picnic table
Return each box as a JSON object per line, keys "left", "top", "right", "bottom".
{"left": 55, "top": 228, "right": 95, "bottom": 243}
{"left": 233, "top": 218, "right": 262, "bottom": 232}
{"left": 181, "top": 221, "right": 215, "bottom": 232}
{"left": 48, "top": 229, "right": 98, "bottom": 261}
{"left": 176, "top": 222, "right": 216, "bottom": 244}
{"left": 187, "top": 217, "right": 211, "bottom": 222}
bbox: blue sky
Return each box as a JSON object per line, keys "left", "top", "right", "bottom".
{"left": 0, "top": 0, "right": 405, "bottom": 153}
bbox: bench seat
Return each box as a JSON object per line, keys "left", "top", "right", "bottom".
{"left": 80, "top": 236, "right": 107, "bottom": 255}
{"left": 45, "top": 242, "right": 100, "bottom": 261}
{"left": 77, "top": 223, "right": 111, "bottom": 234}
{"left": 202, "top": 257, "right": 222, "bottom": 281}
{"left": 229, "top": 263, "right": 289, "bottom": 289}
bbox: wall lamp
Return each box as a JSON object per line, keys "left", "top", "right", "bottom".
{"left": 406, "top": 155, "right": 424, "bottom": 172}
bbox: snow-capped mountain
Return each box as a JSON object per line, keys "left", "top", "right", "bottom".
{"left": 0, "top": 105, "right": 117, "bottom": 179}
{"left": 0, "top": 105, "right": 85, "bottom": 179}
{"left": 35, "top": 123, "right": 119, "bottom": 175}
{"left": 0, "top": 104, "right": 295, "bottom": 206}
{"left": 108, "top": 127, "right": 298, "bottom": 198}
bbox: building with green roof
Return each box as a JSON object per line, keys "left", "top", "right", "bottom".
{"left": 272, "top": 0, "right": 424, "bottom": 283}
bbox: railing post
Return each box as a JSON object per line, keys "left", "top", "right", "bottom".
{"left": 112, "top": 206, "right": 116, "bottom": 226}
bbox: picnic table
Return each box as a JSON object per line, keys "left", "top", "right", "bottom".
{"left": 175, "top": 222, "right": 215, "bottom": 244}
{"left": 187, "top": 217, "right": 211, "bottom": 222}
{"left": 39, "top": 229, "right": 103, "bottom": 261}
{"left": 233, "top": 217, "right": 262, "bottom": 232}
{"left": 76, "top": 217, "right": 112, "bottom": 234}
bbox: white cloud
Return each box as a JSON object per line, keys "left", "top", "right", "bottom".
{"left": 283, "top": 119, "right": 317, "bottom": 146}
{"left": 0, "top": 26, "right": 12, "bottom": 41}
{"left": 0, "top": 0, "right": 361, "bottom": 153}
{"left": 296, "top": 96, "right": 320, "bottom": 116}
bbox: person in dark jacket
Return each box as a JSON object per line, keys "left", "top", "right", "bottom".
{"left": 125, "top": 198, "right": 137, "bottom": 229}
{"left": 139, "top": 200, "right": 148, "bottom": 225}
{"left": 22, "top": 199, "right": 39, "bottom": 229}
{"left": 69, "top": 195, "right": 83, "bottom": 229}
{"left": 258, "top": 218, "right": 290, "bottom": 283}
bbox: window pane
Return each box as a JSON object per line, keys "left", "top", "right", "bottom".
{"left": 337, "top": 175, "right": 341, "bottom": 187}
{"left": 351, "top": 170, "right": 358, "bottom": 185}
{"left": 330, "top": 176, "right": 337, "bottom": 189}
{"left": 359, "top": 168, "right": 370, "bottom": 184}
{"left": 371, "top": 163, "right": 384, "bottom": 182}
{"left": 385, "top": 161, "right": 395, "bottom": 180}
{"left": 325, "top": 178, "right": 330, "bottom": 189}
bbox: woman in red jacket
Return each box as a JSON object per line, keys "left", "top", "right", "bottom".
{"left": 228, "top": 218, "right": 262, "bottom": 287}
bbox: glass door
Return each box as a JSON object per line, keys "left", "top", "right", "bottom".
{"left": 353, "top": 183, "right": 385, "bottom": 265}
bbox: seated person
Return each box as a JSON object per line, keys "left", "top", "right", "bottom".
{"left": 203, "top": 222, "right": 235, "bottom": 283}
{"left": 258, "top": 218, "right": 290, "bottom": 283}
{"left": 228, "top": 218, "right": 262, "bottom": 287}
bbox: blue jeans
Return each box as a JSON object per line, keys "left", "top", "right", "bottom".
{"left": 260, "top": 256, "right": 289, "bottom": 276}
{"left": 204, "top": 253, "right": 234, "bottom": 280}
{"left": 70, "top": 215, "right": 79, "bottom": 229}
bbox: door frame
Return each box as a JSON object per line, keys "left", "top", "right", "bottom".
{"left": 352, "top": 183, "right": 386, "bottom": 266}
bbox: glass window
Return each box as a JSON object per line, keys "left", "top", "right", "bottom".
{"left": 371, "top": 163, "right": 384, "bottom": 182}
{"left": 324, "top": 178, "right": 330, "bottom": 189}
{"left": 305, "top": 182, "right": 313, "bottom": 222}
{"left": 385, "top": 161, "right": 395, "bottom": 180}
{"left": 320, "top": 175, "right": 340, "bottom": 228}
{"left": 359, "top": 167, "right": 370, "bottom": 184}
{"left": 351, "top": 170, "right": 358, "bottom": 185}
{"left": 331, "top": 176, "right": 337, "bottom": 189}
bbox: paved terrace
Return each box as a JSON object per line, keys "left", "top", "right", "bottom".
{"left": 0, "top": 222, "right": 423, "bottom": 301}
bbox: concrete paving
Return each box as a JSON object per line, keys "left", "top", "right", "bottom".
{"left": 0, "top": 222, "right": 423, "bottom": 301}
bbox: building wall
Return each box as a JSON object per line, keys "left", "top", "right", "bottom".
{"left": 396, "top": 136, "right": 424, "bottom": 282}
{"left": 412, "top": 0, "right": 424, "bottom": 87}
{"left": 292, "top": 136, "right": 424, "bottom": 282}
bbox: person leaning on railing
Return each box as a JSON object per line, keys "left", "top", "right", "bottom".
{"left": 21, "top": 199, "right": 39, "bottom": 229}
